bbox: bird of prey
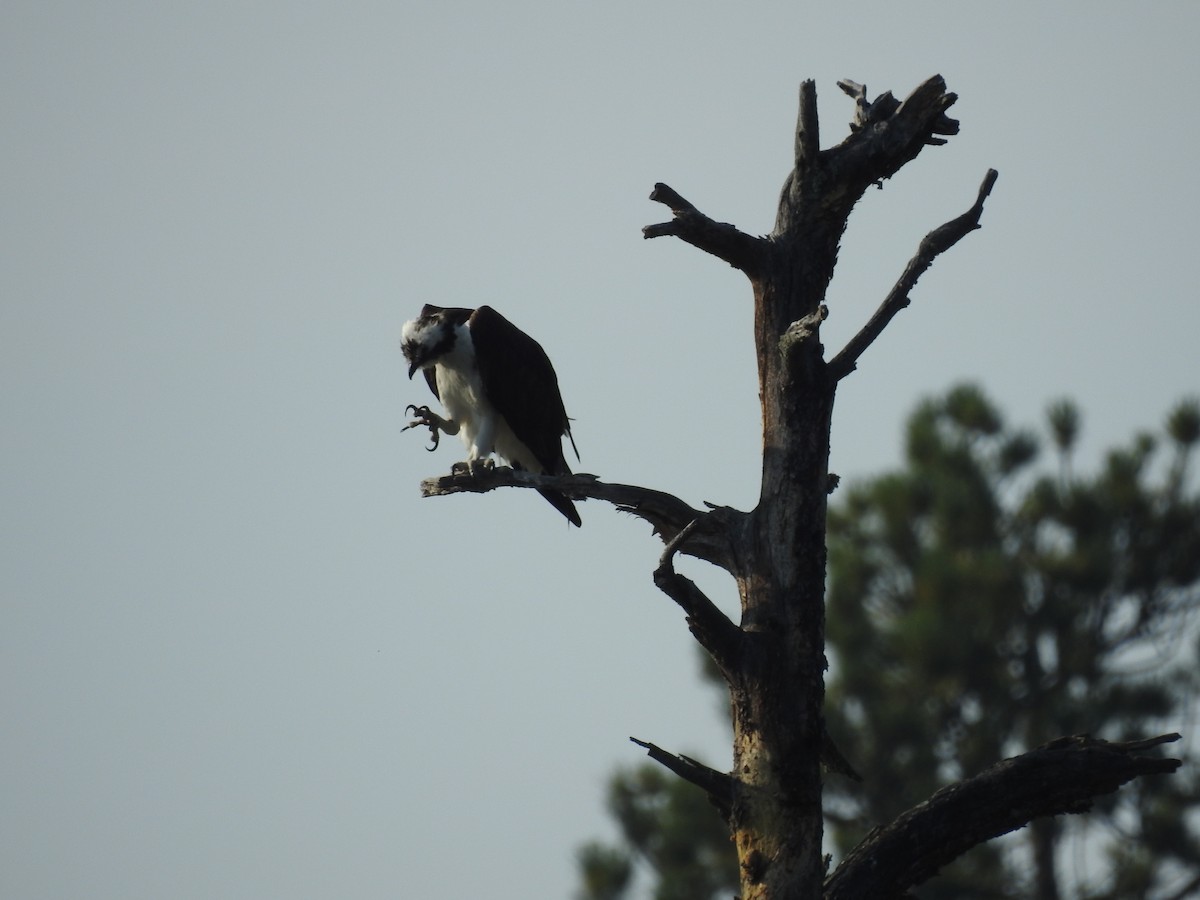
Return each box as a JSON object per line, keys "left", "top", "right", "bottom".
{"left": 401, "top": 304, "right": 581, "bottom": 526}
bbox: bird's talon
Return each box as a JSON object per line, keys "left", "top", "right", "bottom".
{"left": 402, "top": 404, "right": 441, "bottom": 450}
{"left": 449, "top": 458, "right": 496, "bottom": 477}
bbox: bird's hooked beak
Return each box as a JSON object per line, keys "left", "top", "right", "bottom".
{"left": 402, "top": 340, "right": 423, "bottom": 379}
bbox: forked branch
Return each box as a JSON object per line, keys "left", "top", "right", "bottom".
{"left": 824, "top": 733, "right": 1183, "bottom": 899}
{"left": 828, "top": 168, "right": 998, "bottom": 381}
{"left": 643, "top": 183, "right": 767, "bottom": 277}
{"left": 419, "top": 467, "right": 746, "bottom": 573}
{"left": 837, "top": 79, "right": 957, "bottom": 146}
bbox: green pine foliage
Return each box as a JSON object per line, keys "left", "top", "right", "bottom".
{"left": 576, "top": 385, "right": 1200, "bottom": 899}
{"left": 575, "top": 765, "right": 739, "bottom": 900}
{"left": 827, "top": 385, "right": 1200, "bottom": 898}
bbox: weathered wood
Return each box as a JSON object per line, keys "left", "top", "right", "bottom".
{"left": 828, "top": 167, "right": 999, "bottom": 381}
{"left": 717, "top": 76, "right": 970, "bottom": 899}
{"left": 419, "top": 467, "right": 747, "bottom": 573}
{"left": 824, "top": 734, "right": 1182, "bottom": 899}
{"left": 794, "top": 80, "right": 820, "bottom": 173}
{"left": 652, "top": 520, "right": 743, "bottom": 679}
{"left": 629, "top": 737, "right": 735, "bottom": 820}
{"left": 643, "top": 183, "right": 767, "bottom": 276}
{"left": 413, "top": 75, "right": 1181, "bottom": 900}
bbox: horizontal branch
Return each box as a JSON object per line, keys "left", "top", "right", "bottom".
{"left": 653, "top": 520, "right": 742, "bottom": 677}
{"left": 630, "top": 736, "right": 735, "bottom": 820}
{"left": 419, "top": 467, "right": 746, "bottom": 573}
{"left": 827, "top": 168, "right": 998, "bottom": 381}
{"left": 824, "top": 732, "right": 1182, "bottom": 900}
{"left": 644, "top": 183, "right": 767, "bottom": 277}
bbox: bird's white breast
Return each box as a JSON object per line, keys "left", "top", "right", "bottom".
{"left": 433, "top": 324, "right": 540, "bottom": 471}
{"left": 434, "top": 325, "right": 488, "bottom": 441}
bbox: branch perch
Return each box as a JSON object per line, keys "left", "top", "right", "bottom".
{"left": 644, "top": 183, "right": 767, "bottom": 276}
{"left": 630, "top": 736, "right": 735, "bottom": 820}
{"left": 419, "top": 467, "right": 746, "bottom": 573}
{"left": 824, "top": 732, "right": 1183, "bottom": 899}
{"left": 828, "top": 168, "right": 998, "bottom": 381}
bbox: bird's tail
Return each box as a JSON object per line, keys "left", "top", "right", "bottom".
{"left": 538, "top": 488, "right": 581, "bottom": 527}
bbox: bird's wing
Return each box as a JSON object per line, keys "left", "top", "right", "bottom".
{"left": 469, "top": 305, "right": 575, "bottom": 474}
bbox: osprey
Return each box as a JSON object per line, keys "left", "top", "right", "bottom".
{"left": 401, "top": 304, "right": 581, "bottom": 526}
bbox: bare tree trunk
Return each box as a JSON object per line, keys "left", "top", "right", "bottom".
{"left": 705, "top": 76, "right": 966, "bottom": 898}
{"left": 418, "top": 75, "right": 1182, "bottom": 899}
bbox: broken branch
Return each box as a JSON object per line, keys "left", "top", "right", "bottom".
{"left": 644, "top": 183, "right": 767, "bottom": 276}
{"left": 630, "top": 736, "right": 734, "bottom": 820}
{"left": 653, "top": 520, "right": 743, "bottom": 677}
{"left": 794, "top": 80, "right": 819, "bottom": 172}
{"left": 824, "top": 732, "right": 1182, "bottom": 899}
{"left": 832, "top": 75, "right": 960, "bottom": 184}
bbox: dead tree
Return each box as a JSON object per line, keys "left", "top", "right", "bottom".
{"left": 419, "top": 76, "right": 1181, "bottom": 899}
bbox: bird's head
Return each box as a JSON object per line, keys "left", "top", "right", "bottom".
{"left": 400, "top": 311, "right": 457, "bottom": 379}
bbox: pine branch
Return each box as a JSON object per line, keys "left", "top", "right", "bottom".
{"left": 824, "top": 733, "right": 1183, "bottom": 900}
{"left": 827, "top": 168, "right": 998, "bottom": 381}
{"left": 643, "top": 183, "right": 767, "bottom": 276}
{"left": 418, "top": 467, "right": 746, "bottom": 573}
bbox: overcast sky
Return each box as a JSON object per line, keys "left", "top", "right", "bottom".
{"left": 3, "top": 2, "right": 1199, "bottom": 898}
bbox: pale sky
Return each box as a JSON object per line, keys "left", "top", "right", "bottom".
{"left": 3, "top": 2, "right": 1198, "bottom": 898}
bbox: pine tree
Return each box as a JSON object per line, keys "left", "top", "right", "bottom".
{"left": 825, "top": 385, "right": 1200, "bottom": 898}
{"left": 576, "top": 387, "right": 1200, "bottom": 899}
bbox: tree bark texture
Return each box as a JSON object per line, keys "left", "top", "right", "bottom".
{"left": 823, "top": 734, "right": 1181, "bottom": 899}
{"left": 417, "top": 75, "right": 1182, "bottom": 899}
{"left": 650, "top": 75, "right": 968, "bottom": 899}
